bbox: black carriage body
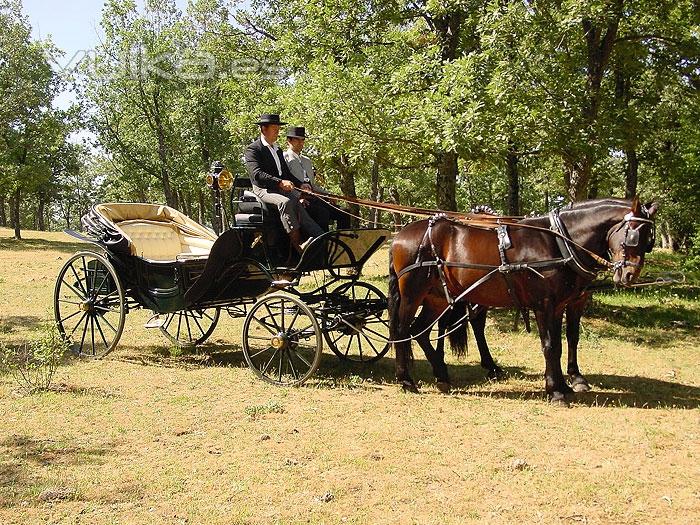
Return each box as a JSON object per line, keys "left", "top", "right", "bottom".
{"left": 58, "top": 200, "right": 392, "bottom": 379}
{"left": 104, "top": 229, "right": 271, "bottom": 314}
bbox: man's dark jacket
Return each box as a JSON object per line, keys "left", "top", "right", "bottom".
{"left": 244, "top": 137, "right": 300, "bottom": 191}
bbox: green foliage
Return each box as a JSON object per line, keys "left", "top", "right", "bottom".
{"left": 2, "top": 0, "right": 699, "bottom": 249}
{"left": 0, "top": 324, "right": 70, "bottom": 393}
{"left": 683, "top": 230, "right": 700, "bottom": 274}
{"left": 244, "top": 399, "right": 286, "bottom": 419}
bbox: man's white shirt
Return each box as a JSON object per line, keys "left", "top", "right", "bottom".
{"left": 260, "top": 134, "right": 282, "bottom": 176}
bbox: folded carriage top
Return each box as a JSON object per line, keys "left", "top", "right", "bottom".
{"left": 85, "top": 203, "right": 217, "bottom": 262}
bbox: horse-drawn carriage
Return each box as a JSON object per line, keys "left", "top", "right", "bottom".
{"left": 54, "top": 173, "right": 390, "bottom": 386}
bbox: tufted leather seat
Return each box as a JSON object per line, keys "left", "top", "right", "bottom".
{"left": 93, "top": 203, "right": 218, "bottom": 262}
{"left": 118, "top": 220, "right": 214, "bottom": 261}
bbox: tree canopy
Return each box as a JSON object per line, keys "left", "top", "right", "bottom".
{"left": 1, "top": 0, "right": 699, "bottom": 249}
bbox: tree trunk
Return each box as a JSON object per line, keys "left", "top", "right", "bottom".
{"left": 587, "top": 172, "right": 599, "bottom": 199}
{"left": 624, "top": 148, "right": 638, "bottom": 198}
{"left": 37, "top": 194, "right": 46, "bottom": 231}
{"left": 436, "top": 151, "right": 458, "bottom": 211}
{"left": 565, "top": 5, "right": 621, "bottom": 200}
{"left": 335, "top": 155, "right": 359, "bottom": 227}
{"left": 11, "top": 188, "right": 21, "bottom": 240}
{"left": 198, "top": 189, "right": 206, "bottom": 225}
{"left": 506, "top": 145, "right": 519, "bottom": 215}
{"left": 389, "top": 187, "right": 402, "bottom": 231}
{"left": 0, "top": 195, "right": 6, "bottom": 227}
{"left": 563, "top": 156, "right": 591, "bottom": 202}
{"left": 370, "top": 156, "right": 381, "bottom": 227}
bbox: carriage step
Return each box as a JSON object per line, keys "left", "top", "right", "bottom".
{"left": 144, "top": 313, "right": 165, "bottom": 328}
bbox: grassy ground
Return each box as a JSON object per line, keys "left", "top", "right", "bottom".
{"left": 1, "top": 226, "right": 698, "bottom": 524}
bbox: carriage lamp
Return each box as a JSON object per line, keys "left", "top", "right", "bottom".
{"left": 208, "top": 161, "right": 233, "bottom": 235}
{"left": 206, "top": 164, "right": 233, "bottom": 191}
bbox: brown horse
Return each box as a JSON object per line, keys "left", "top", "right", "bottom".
{"left": 388, "top": 197, "right": 658, "bottom": 403}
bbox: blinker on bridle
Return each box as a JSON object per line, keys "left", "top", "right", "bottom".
{"left": 607, "top": 211, "right": 656, "bottom": 271}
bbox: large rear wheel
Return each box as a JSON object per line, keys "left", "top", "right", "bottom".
{"left": 54, "top": 251, "right": 125, "bottom": 358}
{"left": 242, "top": 294, "right": 322, "bottom": 386}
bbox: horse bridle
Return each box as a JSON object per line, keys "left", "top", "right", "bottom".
{"left": 606, "top": 210, "right": 656, "bottom": 271}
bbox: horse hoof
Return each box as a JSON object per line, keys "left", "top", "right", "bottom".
{"left": 401, "top": 381, "right": 420, "bottom": 394}
{"left": 436, "top": 381, "right": 451, "bottom": 394}
{"left": 571, "top": 381, "right": 591, "bottom": 393}
{"left": 549, "top": 392, "right": 570, "bottom": 407}
{"left": 487, "top": 367, "right": 505, "bottom": 380}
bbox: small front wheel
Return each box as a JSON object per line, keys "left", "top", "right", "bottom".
{"left": 242, "top": 294, "right": 322, "bottom": 386}
{"left": 323, "top": 281, "right": 390, "bottom": 363}
{"left": 54, "top": 251, "right": 125, "bottom": 358}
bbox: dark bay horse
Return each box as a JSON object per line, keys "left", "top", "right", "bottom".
{"left": 388, "top": 197, "right": 658, "bottom": 403}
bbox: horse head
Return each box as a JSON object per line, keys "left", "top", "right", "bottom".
{"left": 607, "top": 196, "right": 658, "bottom": 286}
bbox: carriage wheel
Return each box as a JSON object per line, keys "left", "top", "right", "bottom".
{"left": 54, "top": 251, "right": 125, "bottom": 358}
{"left": 160, "top": 308, "right": 220, "bottom": 347}
{"left": 242, "top": 294, "right": 322, "bottom": 386}
{"left": 323, "top": 281, "right": 390, "bottom": 363}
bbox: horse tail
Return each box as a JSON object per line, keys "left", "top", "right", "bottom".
{"left": 447, "top": 302, "right": 468, "bottom": 359}
{"left": 387, "top": 246, "right": 413, "bottom": 363}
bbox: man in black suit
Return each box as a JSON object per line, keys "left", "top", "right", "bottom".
{"left": 244, "top": 114, "right": 324, "bottom": 253}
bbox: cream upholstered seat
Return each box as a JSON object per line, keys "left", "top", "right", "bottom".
{"left": 94, "top": 203, "right": 217, "bottom": 262}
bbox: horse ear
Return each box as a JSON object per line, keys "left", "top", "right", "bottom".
{"left": 631, "top": 195, "right": 641, "bottom": 214}
{"left": 644, "top": 201, "right": 659, "bottom": 217}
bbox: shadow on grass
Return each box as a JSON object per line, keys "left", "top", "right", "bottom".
{"left": 0, "top": 434, "right": 115, "bottom": 507}
{"left": 460, "top": 372, "right": 700, "bottom": 409}
{"left": 104, "top": 343, "right": 699, "bottom": 409}
{"left": 0, "top": 315, "right": 46, "bottom": 332}
{"left": 0, "top": 236, "right": 88, "bottom": 254}
{"left": 111, "top": 343, "right": 249, "bottom": 371}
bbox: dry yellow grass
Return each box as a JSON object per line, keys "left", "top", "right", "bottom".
{"left": 1, "top": 227, "right": 699, "bottom": 524}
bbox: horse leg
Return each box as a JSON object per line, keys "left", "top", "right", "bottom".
{"left": 413, "top": 307, "right": 451, "bottom": 393}
{"left": 469, "top": 307, "right": 504, "bottom": 380}
{"left": 388, "top": 258, "right": 421, "bottom": 393}
{"left": 566, "top": 294, "right": 591, "bottom": 392}
{"left": 534, "top": 305, "right": 573, "bottom": 405}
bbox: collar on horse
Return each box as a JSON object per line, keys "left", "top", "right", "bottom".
{"left": 548, "top": 208, "right": 601, "bottom": 278}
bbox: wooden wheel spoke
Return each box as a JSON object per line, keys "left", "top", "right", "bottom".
{"left": 184, "top": 312, "right": 193, "bottom": 342}
{"left": 58, "top": 309, "right": 83, "bottom": 325}
{"left": 94, "top": 309, "right": 117, "bottom": 334}
{"left": 249, "top": 346, "right": 275, "bottom": 360}
{"left": 290, "top": 347, "right": 312, "bottom": 368}
{"left": 286, "top": 308, "right": 302, "bottom": 332}
{"left": 286, "top": 351, "right": 300, "bottom": 380}
{"left": 93, "top": 315, "right": 110, "bottom": 350}
{"left": 190, "top": 314, "right": 206, "bottom": 338}
{"left": 176, "top": 313, "right": 183, "bottom": 341}
{"left": 289, "top": 324, "right": 315, "bottom": 339}
{"left": 93, "top": 270, "right": 110, "bottom": 298}
{"left": 263, "top": 303, "right": 282, "bottom": 331}
{"left": 344, "top": 334, "right": 354, "bottom": 357}
{"left": 261, "top": 348, "right": 280, "bottom": 376}
{"left": 252, "top": 315, "right": 278, "bottom": 335}
{"left": 69, "top": 264, "right": 87, "bottom": 296}
{"left": 359, "top": 331, "right": 383, "bottom": 356}
{"left": 90, "top": 315, "right": 96, "bottom": 355}
{"left": 69, "top": 311, "right": 89, "bottom": 337}
{"left": 58, "top": 298, "right": 82, "bottom": 305}
{"left": 61, "top": 277, "right": 87, "bottom": 301}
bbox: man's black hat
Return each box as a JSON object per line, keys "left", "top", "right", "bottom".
{"left": 256, "top": 113, "right": 287, "bottom": 126}
{"left": 286, "top": 126, "right": 308, "bottom": 139}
